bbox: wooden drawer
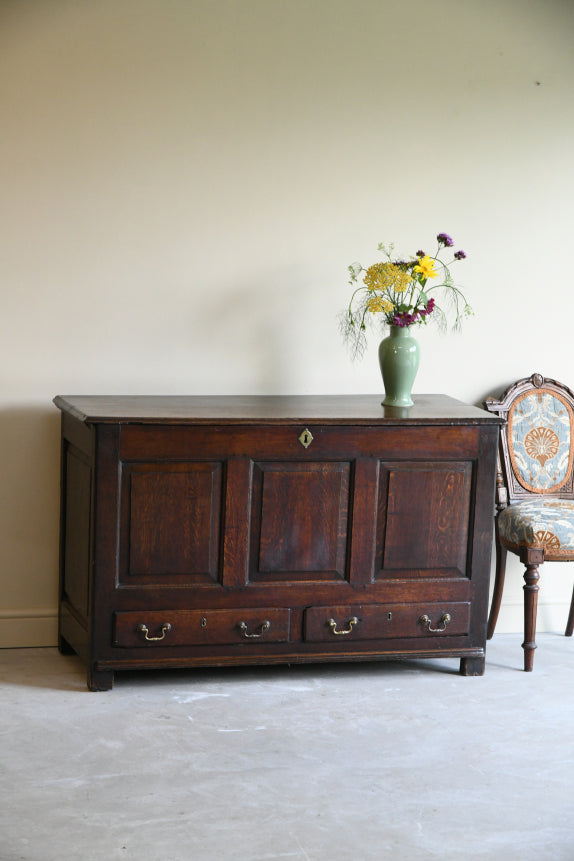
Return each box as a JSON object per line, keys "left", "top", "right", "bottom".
{"left": 304, "top": 602, "right": 470, "bottom": 642}
{"left": 114, "top": 608, "right": 291, "bottom": 648}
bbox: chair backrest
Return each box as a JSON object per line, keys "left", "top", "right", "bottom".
{"left": 484, "top": 373, "right": 574, "bottom": 505}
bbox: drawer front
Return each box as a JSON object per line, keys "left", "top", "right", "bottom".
{"left": 304, "top": 602, "right": 470, "bottom": 642}
{"left": 114, "top": 608, "right": 290, "bottom": 648}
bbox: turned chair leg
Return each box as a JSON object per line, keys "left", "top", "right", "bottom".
{"left": 566, "top": 585, "right": 574, "bottom": 637}
{"left": 487, "top": 531, "right": 507, "bottom": 639}
{"left": 522, "top": 553, "right": 542, "bottom": 672}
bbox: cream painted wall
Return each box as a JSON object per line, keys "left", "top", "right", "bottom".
{"left": 1, "top": 0, "right": 573, "bottom": 647}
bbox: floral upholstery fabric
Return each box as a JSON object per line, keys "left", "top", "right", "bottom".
{"left": 508, "top": 391, "right": 574, "bottom": 492}
{"left": 498, "top": 498, "right": 574, "bottom": 556}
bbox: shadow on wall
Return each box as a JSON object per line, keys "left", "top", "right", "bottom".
{"left": 0, "top": 406, "right": 61, "bottom": 639}
{"left": 182, "top": 265, "right": 325, "bottom": 394}
{"left": 474, "top": 378, "right": 523, "bottom": 412}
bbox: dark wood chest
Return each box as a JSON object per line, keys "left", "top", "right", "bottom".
{"left": 54, "top": 394, "right": 500, "bottom": 690}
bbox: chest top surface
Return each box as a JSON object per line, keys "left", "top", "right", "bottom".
{"left": 53, "top": 394, "right": 501, "bottom": 427}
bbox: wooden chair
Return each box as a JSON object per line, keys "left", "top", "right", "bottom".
{"left": 484, "top": 373, "right": 574, "bottom": 670}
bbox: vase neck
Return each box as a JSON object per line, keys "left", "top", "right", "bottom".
{"left": 390, "top": 324, "right": 413, "bottom": 337}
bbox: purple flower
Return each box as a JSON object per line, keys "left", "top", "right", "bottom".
{"left": 416, "top": 250, "right": 425, "bottom": 258}
{"left": 454, "top": 250, "right": 467, "bottom": 260}
{"left": 393, "top": 311, "right": 419, "bottom": 327}
{"left": 392, "top": 314, "right": 408, "bottom": 327}
{"left": 420, "top": 297, "right": 435, "bottom": 317}
{"left": 437, "top": 233, "right": 454, "bottom": 247}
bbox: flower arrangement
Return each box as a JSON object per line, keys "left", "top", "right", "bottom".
{"left": 341, "top": 232, "right": 472, "bottom": 359}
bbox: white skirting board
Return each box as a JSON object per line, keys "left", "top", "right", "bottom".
{"left": 0, "top": 610, "right": 58, "bottom": 648}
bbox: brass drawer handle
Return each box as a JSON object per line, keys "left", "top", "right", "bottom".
{"left": 238, "top": 620, "right": 271, "bottom": 638}
{"left": 136, "top": 622, "right": 172, "bottom": 642}
{"left": 419, "top": 613, "right": 452, "bottom": 633}
{"left": 328, "top": 616, "right": 359, "bottom": 636}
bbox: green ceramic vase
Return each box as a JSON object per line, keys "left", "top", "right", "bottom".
{"left": 378, "top": 325, "right": 420, "bottom": 407}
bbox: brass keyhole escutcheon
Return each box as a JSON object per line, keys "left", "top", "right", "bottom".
{"left": 298, "top": 428, "right": 314, "bottom": 449}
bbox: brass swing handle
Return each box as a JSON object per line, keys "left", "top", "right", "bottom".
{"left": 136, "top": 622, "right": 172, "bottom": 642}
{"left": 418, "top": 613, "right": 452, "bottom": 633}
{"left": 328, "top": 616, "right": 359, "bottom": 636}
{"left": 238, "top": 620, "right": 271, "bottom": 639}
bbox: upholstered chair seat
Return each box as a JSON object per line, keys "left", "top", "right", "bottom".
{"left": 484, "top": 373, "right": 574, "bottom": 670}
{"left": 498, "top": 498, "right": 574, "bottom": 555}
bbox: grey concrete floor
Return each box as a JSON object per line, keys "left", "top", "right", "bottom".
{"left": 1, "top": 635, "right": 573, "bottom": 861}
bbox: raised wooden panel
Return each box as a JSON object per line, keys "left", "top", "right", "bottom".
{"left": 376, "top": 461, "right": 473, "bottom": 578}
{"left": 62, "top": 446, "right": 91, "bottom": 618}
{"left": 249, "top": 461, "right": 351, "bottom": 581}
{"left": 119, "top": 462, "right": 223, "bottom": 584}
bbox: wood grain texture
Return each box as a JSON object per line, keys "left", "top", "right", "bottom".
{"left": 54, "top": 394, "right": 498, "bottom": 425}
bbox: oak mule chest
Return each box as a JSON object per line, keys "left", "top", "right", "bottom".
{"left": 54, "top": 394, "right": 500, "bottom": 690}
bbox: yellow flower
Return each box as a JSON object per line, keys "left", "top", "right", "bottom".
{"left": 366, "top": 295, "right": 394, "bottom": 314}
{"left": 413, "top": 255, "right": 438, "bottom": 279}
{"left": 363, "top": 262, "right": 412, "bottom": 294}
